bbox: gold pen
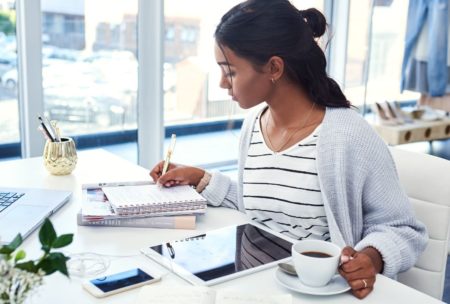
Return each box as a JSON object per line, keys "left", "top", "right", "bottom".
{"left": 161, "top": 134, "right": 176, "bottom": 176}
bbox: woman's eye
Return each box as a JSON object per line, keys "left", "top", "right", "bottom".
{"left": 226, "top": 71, "right": 235, "bottom": 77}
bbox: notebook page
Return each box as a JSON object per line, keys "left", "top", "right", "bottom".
{"left": 215, "top": 290, "right": 292, "bottom": 304}
{"left": 135, "top": 285, "right": 215, "bottom": 304}
{"left": 102, "top": 185, "right": 204, "bottom": 207}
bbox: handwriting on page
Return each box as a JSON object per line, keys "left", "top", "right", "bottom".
{"left": 135, "top": 286, "right": 215, "bottom": 304}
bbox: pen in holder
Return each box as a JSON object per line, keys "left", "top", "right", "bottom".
{"left": 43, "top": 137, "right": 77, "bottom": 175}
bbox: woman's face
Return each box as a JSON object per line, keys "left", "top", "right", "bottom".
{"left": 214, "top": 43, "right": 272, "bottom": 109}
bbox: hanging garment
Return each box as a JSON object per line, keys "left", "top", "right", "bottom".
{"left": 401, "top": 0, "right": 449, "bottom": 97}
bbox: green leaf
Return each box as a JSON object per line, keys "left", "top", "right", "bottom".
{"left": 14, "top": 249, "right": 26, "bottom": 262}
{"left": 36, "top": 258, "right": 56, "bottom": 275}
{"left": 52, "top": 234, "right": 73, "bottom": 248}
{"left": 39, "top": 218, "right": 56, "bottom": 250}
{"left": 15, "top": 261, "right": 37, "bottom": 273}
{"left": 0, "top": 234, "right": 23, "bottom": 254}
{"left": 37, "top": 252, "right": 70, "bottom": 277}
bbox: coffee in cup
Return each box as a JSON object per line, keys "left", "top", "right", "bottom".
{"left": 291, "top": 240, "right": 341, "bottom": 287}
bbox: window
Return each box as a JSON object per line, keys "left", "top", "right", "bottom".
{"left": 344, "top": 0, "right": 419, "bottom": 109}
{"left": 163, "top": 0, "right": 324, "bottom": 126}
{"left": 165, "top": 25, "right": 175, "bottom": 41}
{"left": 0, "top": 3, "right": 20, "bottom": 157}
{"left": 41, "top": 0, "right": 138, "bottom": 144}
{"left": 162, "top": 0, "right": 324, "bottom": 167}
{"left": 5, "top": 0, "right": 407, "bottom": 165}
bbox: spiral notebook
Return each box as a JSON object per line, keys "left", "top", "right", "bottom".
{"left": 102, "top": 184, "right": 207, "bottom": 216}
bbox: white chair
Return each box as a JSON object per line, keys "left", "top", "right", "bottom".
{"left": 390, "top": 147, "right": 450, "bottom": 300}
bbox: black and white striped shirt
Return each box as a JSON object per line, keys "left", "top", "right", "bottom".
{"left": 243, "top": 113, "right": 329, "bottom": 241}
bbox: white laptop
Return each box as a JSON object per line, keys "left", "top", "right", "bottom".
{"left": 0, "top": 187, "right": 72, "bottom": 245}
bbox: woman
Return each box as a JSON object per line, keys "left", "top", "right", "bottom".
{"left": 150, "top": 0, "right": 427, "bottom": 299}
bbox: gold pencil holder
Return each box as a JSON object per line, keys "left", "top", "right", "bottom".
{"left": 43, "top": 137, "right": 77, "bottom": 175}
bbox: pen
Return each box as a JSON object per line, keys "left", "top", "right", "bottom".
{"left": 50, "top": 120, "right": 61, "bottom": 142}
{"left": 38, "top": 120, "right": 55, "bottom": 142}
{"left": 38, "top": 116, "right": 56, "bottom": 142}
{"left": 166, "top": 242, "right": 175, "bottom": 259}
{"left": 38, "top": 125, "right": 52, "bottom": 141}
{"left": 161, "top": 134, "right": 176, "bottom": 176}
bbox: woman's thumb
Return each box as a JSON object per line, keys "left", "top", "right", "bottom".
{"left": 340, "top": 246, "right": 356, "bottom": 264}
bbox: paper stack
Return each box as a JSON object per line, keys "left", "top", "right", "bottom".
{"left": 77, "top": 181, "right": 207, "bottom": 229}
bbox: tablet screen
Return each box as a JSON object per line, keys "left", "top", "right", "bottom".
{"left": 148, "top": 223, "right": 292, "bottom": 283}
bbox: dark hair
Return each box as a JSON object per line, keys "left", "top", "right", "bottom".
{"left": 215, "top": 0, "right": 350, "bottom": 108}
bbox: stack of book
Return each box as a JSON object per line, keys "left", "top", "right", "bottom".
{"left": 77, "top": 181, "right": 207, "bottom": 229}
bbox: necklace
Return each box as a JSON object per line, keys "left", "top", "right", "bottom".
{"left": 264, "top": 103, "right": 316, "bottom": 153}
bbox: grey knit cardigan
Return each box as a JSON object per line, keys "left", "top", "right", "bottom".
{"left": 201, "top": 106, "right": 428, "bottom": 278}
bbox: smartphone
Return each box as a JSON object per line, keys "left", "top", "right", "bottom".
{"left": 82, "top": 268, "right": 161, "bottom": 298}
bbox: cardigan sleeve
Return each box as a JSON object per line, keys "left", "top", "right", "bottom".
{"left": 353, "top": 144, "right": 428, "bottom": 278}
{"left": 200, "top": 171, "right": 241, "bottom": 211}
{"left": 318, "top": 108, "right": 428, "bottom": 278}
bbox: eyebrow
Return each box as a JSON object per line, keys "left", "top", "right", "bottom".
{"left": 217, "top": 61, "right": 234, "bottom": 66}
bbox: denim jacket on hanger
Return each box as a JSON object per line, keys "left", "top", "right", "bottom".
{"left": 401, "top": 0, "right": 448, "bottom": 97}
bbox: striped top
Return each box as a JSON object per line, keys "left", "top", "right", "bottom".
{"left": 201, "top": 107, "right": 427, "bottom": 278}
{"left": 243, "top": 112, "right": 329, "bottom": 241}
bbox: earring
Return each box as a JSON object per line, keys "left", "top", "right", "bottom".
{"left": 271, "top": 78, "right": 275, "bottom": 84}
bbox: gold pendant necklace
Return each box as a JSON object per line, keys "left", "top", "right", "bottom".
{"left": 264, "top": 103, "right": 316, "bottom": 153}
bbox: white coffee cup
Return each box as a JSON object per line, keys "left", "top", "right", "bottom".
{"left": 291, "top": 240, "right": 341, "bottom": 287}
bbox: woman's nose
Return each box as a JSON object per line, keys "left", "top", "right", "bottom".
{"left": 219, "top": 75, "right": 231, "bottom": 89}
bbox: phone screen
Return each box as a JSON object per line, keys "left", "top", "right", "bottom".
{"left": 90, "top": 268, "right": 153, "bottom": 292}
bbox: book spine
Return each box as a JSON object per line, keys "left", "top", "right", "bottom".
{"left": 77, "top": 213, "right": 196, "bottom": 229}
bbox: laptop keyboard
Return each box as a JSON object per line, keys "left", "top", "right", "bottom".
{"left": 0, "top": 192, "right": 25, "bottom": 213}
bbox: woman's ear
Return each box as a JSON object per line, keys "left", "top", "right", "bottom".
{"left": 267, "top": 56, "right": 284, "bottom": 82}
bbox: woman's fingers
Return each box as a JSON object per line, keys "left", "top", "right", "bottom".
{"left": 340, "top": 246, "right": 356, "bottom": 264}
{"left": 150, "top": 164, "right": 204, "bottom": 187}
{"left": 347, "top": 277, "right": 376, "bottom": 290}
{"left": 149, "top": 161, "right": 166, "bottom": 182}
{"left": 339, "top": 247, "right": 377, "bottom": 300}
{"left": 352, "top": 286, "right": 373, "bottom": 299}
{"left": 339, "top": 253, "right": 376, "bottom": 281}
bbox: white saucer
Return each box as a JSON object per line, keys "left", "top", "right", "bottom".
{"left": 274, "top": 268, "right": 350, "bottom": 296}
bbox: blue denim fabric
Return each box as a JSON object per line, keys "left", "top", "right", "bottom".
{"left": 401, "top": 0, "right": 448, "bottom": 97}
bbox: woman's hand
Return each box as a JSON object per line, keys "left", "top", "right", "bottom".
{"left": 149, "top": 161, "right": 205, "bottom": 188}
{"left": 339, "top": 246, "right": 383, "bottom": 299}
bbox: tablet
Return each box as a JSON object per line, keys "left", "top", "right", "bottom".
{"left": 141, "top": 223, "right": 293, "bottom": 286}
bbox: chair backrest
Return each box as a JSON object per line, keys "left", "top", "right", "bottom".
{"left": 390, "top": 147, "right": 450, "bottom": 300}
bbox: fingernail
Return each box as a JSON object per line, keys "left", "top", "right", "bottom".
{"left": 340, "top": 255, "right": 351, "bottom": 263}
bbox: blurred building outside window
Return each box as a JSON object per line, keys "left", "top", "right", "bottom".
{"left": 0, "top": 0, "right": 19, "bottom": 147}
{"left": 344, "top": 0, "right": 419, "bottom": 112}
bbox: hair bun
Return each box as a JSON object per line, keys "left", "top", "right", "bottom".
{"left": 300, "top": 8, "right": 326, "bottom": 38}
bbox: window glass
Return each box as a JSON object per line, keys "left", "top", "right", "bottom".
{"left": 163, "top": 1, "right": 323, "bottom": 168}
{"left": 163, "top": 0, "right": 324, "bottom": 125}
{"left": 41, "top": 0, "right": 138, "bottom": 138}
{"left": 344, "top": 0, "right": 419, "bottom": 108}
{"left": 0, "top": 3, "right": 19, "bottom": 147}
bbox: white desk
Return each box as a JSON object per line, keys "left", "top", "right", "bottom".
{"left": 0, "top": 149, "right": 443, "bottom": 304}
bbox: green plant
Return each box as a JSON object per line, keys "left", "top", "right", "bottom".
{"left": 0, "top": 218, "right": 73, "bottom": 303}
{"left": 0, "top": 11, "right": 15, "bottom": 35}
